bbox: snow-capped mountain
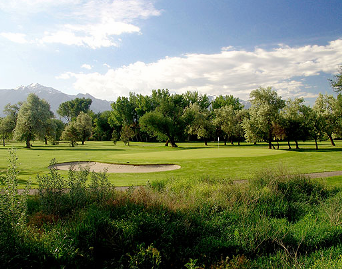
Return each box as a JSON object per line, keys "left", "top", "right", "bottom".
{"left": 0, "top": 83, "right": 112, "bottom": 117}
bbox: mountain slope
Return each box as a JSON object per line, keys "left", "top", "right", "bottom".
{"left": 0, "top": 83, "right": 112, "bottom": 117}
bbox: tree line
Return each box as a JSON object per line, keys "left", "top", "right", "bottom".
{"left": 1, "top": 66, "right": 342, "bottom": 149}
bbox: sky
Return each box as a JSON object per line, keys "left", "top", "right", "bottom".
{"left": 1, "top": 0, "right": 342, "bottom": 103}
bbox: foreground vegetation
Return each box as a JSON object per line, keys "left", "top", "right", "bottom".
{"left": 1, "top": 151, "right": 342, "bottom": 268}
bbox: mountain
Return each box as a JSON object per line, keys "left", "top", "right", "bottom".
{"left": 0, "top": 83, "right": 112, "bottom": 117}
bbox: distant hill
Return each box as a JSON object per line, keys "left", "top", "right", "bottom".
{"left": 0, "top": 83, "right": 112, "bottom": 117}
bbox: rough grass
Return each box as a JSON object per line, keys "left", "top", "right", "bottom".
{"left": 1, "top": 140, "right": 342, "bottom": 188}
{"left": 2, "top": 152, "right": 342, "bottom": 268}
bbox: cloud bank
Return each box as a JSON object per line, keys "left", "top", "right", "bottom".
{"left": 0, "top": 0, "right": 161, "bottom": 49}
{"left": 58, "top": 39, "right": 342, "bottom": 101}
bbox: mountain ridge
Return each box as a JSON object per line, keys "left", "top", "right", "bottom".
{"left": 0, "top": 83, "right": 113, "bottom": 117}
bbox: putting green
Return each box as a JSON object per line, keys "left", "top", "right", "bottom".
{"left": 113, "top": 146, "right": 288, "bottom": 163}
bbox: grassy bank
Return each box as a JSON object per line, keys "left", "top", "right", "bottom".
{"left": 1, "top": 151, "right": 342, "bottom": 268}
{"left": 1, "top": 140, "right": 342, "bottom": 188}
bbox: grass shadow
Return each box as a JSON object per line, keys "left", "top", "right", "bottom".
{"left": 27, "top": 147, "right": 126, "bottom": 152}
{"left": 283, "top": 148, "right": 342, "bottom": 153}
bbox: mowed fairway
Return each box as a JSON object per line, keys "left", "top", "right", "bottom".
{"left": 1, "top": 140, "right": 342, "bottom": 187}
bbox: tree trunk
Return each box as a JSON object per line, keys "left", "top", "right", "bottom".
{"left": 268, "top": 127, "right": 273, "bottom": 149}
{"left": 328, "top": 134, "right": 336, "bottom": 146}
{"left": 165, "top": 139, "right": 169, "bottom": 146}
{"left": 2, "top": 137, "right": 5, "bottom": 147}
{"left": 314, "top": 138, "right": 318, "bottom": 150}
{"left": 295, "top": 140, "right": 299, "bottom": 149}
{"left": 276, "top": 140, "right": 279, "bottom": 150}
{"left": 287, "top": 139, "right": 292, "bottom": 150}
{"left": 44, "top": 137, "right": 48, "bottom": 145}
{"left": 204, "top": 140, "right": 208, "bottom": 146}
{"left": 170, "top": 139, "right": 177, "bottom": 147}
{"left": 26, "top": 137, "right": 31, "bottom": 148}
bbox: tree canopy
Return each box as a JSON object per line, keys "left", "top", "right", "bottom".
{"left": 14, "top": 94, "right": 53, "bottom": 148}
{"left": 330, "top": 65, "right": 342, "bottom": 92}
{"left": 57, "top": 98, "right": 92, "bottom": 122}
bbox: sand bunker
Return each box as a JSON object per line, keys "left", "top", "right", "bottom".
{"left": 52, "top": 161, "right": 181, "bottom": 173}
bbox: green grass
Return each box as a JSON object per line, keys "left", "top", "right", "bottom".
{"left": 1, "top": 140, "right": 342, "bottom": 187}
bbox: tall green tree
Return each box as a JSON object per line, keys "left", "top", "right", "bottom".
{"left": 242, "top": 87, "right": 285, "bottom": 149}
{"left": 61, "top": 121, "right": 79, "bottom": 147}
{"left": 313, "top": 93, "right": 337, "bottom": 146}
{"left": 92, "top": 111, "right": 113, "bottom": 141}
{"left": 183, "top": 103, "right": 214, "bottom": 145}
{"left": 57, "top": 98, "right": 92, "bottom": 122}
{"left": 334, "top": 94, "right": 342, "bottom": 137}
{"left": 281, "top": 98, "right": 309, "bottom": 149}
{"left": 183, "top": 91, "right": 211, "bottom": 110}
{"left": 120, "top": 124, "right": 135, "bottom": 146}
{"left": 213, "top": 105, "right": 241, "bottom": 145}
{"left": 42, "top": 119, "right": 65, "bottom": 145}
{"left": 140, "top": 92, "right": 187, "bottom": 147}
{"left": 14, "top": 94, "right": 53, "bottom": 148}
{"left": 305, "top": 107, "right": 325, "bottom": 150}
{"left": 211, "top": 95, "right": 243, "bottom": 110}
{"left": 75, "top": 112, "right": 92, "bottom": 145}
{"left": 0, "top": 103, "right": 21, "bottom": 146}
{"left": 330, "top": 65, "right": 342, "bottom": 92}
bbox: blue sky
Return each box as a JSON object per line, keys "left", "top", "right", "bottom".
{"left": 1, "top": 0, "right": 342, "bottom": 103}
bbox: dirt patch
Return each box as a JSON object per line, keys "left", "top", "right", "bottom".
{"left": 305, "top": 171, "right": 342, "bottom": 179}
{"left": 52, "top": 161, "right": 181, "bottom": 173}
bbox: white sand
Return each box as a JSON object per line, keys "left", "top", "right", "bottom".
{"left": 52, "top": 161, "right": 181, "bottom": 173}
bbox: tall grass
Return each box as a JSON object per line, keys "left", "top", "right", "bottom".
{"left": 1, "top": 151, "right": 342, "bottom": 268}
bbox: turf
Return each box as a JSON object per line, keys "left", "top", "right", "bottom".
{"left": 1, "top": 140, "right": 342, "bottom": 187}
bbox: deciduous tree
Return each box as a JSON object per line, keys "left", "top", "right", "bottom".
{"left": 313, "top": 93, "right": 337, "bottom": 146}
{"left": 330, "top": 65, "right": 342, "bottom": 92}
{"left": 184, "top": 103, "right": 214, "bottom": 145}
{"left": 242, "top": 87, "right": 285, "bottom": 149}
{"left": 75, "top": 112, "right": 92, "bottom": 145}
{"left": 57, "top": 98, "right": 92, "bottom": 122}
{"left": 14, "top": 94, "right": 53, "bottom": 148}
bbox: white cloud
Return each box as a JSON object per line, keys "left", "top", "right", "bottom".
{"left": 57, "top": 39, "right": 342, "bottom": 101}
{"left": 1, "top": 0, "right": 161, "bottom": 49}
{"left": 41, "top": 20, "right": 140, "bottom": 48}
{"left": 0, "top": 32, "right": 28, "bottom": 43}
{"left": 81, "top": 64, "right": 92, "bottom": 70}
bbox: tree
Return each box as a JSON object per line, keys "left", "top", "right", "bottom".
{"left": 57, "top": 98, "right": 92, "bottom": 122}
{"left": 75, "top": 112, "right": 92, "bottom": 145}
{"left": 334, "top": 94, "right": 342, "bottom": 137}
{"left": 211, "top": 95, "right": 243, "bottom": 110}
{"left": 120, "top": 124, "right": 135, "bottom": 145}
{"left": 213, "top": 105, "right": 241, "bottom": 145}
{"left": 92, "top": 111, "right": 113, "bottom": 141}
{"left": 305, "top": 107, "right": 325, "bottom": 150}
{"left": 43, "top": 119, "right": 65, "bottom": 145}
{"left": 281, "top": 98, "right": 309, "bottom": 149}
{"left": 330, "top": 65, "right": 342, "bottom": 92}
{"left": 183, "top": 103, "right": 214, "bottom": 145}
{"left": 109, "top": 94, "right": 140, "bottom": 142}
{"left": 61, "top": 121, "right": 79, "bottom": 147}
{"left": 0, "top": 103, "right": 21, "bottom": 146}
{"left": 313, "top": 93, "right": 337, "bottom": 146}
{"left": 13, "top": 94, "right": 53, "bottom": 148}
{"left": 242, "top": 87, "right": 285, "bottom": 149}
{"left": 140, "top": 92, "right": 187, "bottom": 147}
{"left": 183, "top": 91, "right": 211, "bottom": 110}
